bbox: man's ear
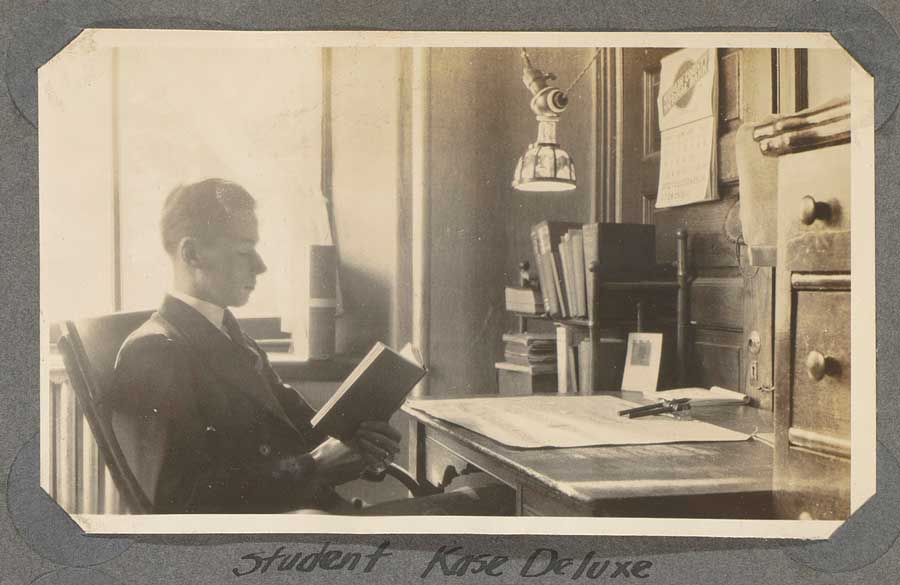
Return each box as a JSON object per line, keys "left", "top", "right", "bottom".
{"left": 178, "top": 237, "right": 204, "bottom": 268}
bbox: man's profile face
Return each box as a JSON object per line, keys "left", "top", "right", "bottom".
{"left": 193, "top": 209, "right": 267, "bottom": 307}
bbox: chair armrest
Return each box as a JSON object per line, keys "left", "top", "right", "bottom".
{"left": 361, "top": 463, "right": 441, "bottom": 497}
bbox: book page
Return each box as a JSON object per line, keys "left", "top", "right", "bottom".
{"left": 405, "top": 395, "right": 749, "bottom": 448}
{"left": 398, "top": 342, "right": 424, "bottom": 368}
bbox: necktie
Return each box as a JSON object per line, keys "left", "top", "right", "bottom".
{"left": 222, "top": 309, "right": 262, "bottom": 369}
{"left": 222, "top": 309, "right": 292, "bottom": 427}
{"left": 222, "top": 309, "right": 247, "bottom": 347}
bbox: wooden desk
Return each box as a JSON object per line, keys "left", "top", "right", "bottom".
{"left": 403, "top": 393, "right": 775, "bottom": 518}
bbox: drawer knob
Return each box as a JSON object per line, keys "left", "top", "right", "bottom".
{"left": 805, "top": 350, "right": 827, "bottom": 381}
{"left": 799, "top": 195, "right": 832, "bottom": 225}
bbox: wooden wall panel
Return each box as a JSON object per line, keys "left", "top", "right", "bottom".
{"left": 691, "top": 329, "right": 743, "bottom": 391}
{"left": 617, "top": 48, "right": 775, "bottom": 401}
{"left": 653, "top": 192, "right": 740, "bottom": 267}
{"left": 691, "top": 277, "right": 743, "bottom": 331}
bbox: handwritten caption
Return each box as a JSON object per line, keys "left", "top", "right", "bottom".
{"left": 232, "top": 542, "right": 653, "bottom": 580}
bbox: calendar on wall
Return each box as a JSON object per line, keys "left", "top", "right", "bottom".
{"left": 656, "top": 48, "right": 719, "bottom": 208}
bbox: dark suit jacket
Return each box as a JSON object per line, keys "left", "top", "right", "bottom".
{"left": 108, "top": 295, "right": 336, "bottom": 513}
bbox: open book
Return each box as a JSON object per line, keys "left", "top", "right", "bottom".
{"left": 310, "top": 342, "right": 427, "bottom": 440}
{"left": 645, "top": 386, "right": 749, "bottom": 407}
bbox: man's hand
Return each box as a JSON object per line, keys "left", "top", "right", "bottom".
{"left": 309, "top": 438, "right": 365, "bottom": 485}
{"left": 310, "top": 421, "right": 402, "bottom": 485}
{"left": 353, "top": 420, "right": 401, "bottom": 471}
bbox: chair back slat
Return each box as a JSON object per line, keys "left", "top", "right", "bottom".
{"left": 58, "top": 310, "right": 154, "bottom": 513}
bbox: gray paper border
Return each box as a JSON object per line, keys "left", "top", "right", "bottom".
{"left": 3, "top": 1, "right": 900, "bottom": 584}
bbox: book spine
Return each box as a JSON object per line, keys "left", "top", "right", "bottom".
{"left": 503, "top": 354, "right": 556, "bottom": 370}
{"left": 567, "top": 345, "right": 579, "bottom": 394}
{"left": 596, "top": 334, "right": 627, "bottom": 390}
{"left": 535, "top": 223, "right": 562, "bottom": 317}
{"left": 504, "top": 343, "right": 556, "bottom": 355}
{"left": 578, "top": 339, "right": 593, "bottom": 395}
{"left": 549, "top": 252, "right": 568, "bottom": 318}
{"left": 560, "top": 234, "right": 576, "bottom": 318}
{"left": 308, "top": 244, "right": 337, "bottom": 359}
{"left": 530, "top": 226, "right": 556, "bottom": 316}
{"left": 536, "top": 220, "right": 552, "bottom": 252}
{"left": 556, "top": 325, "right": 568, "bottom": 393}
{"left": 582, "top": 223, "right": 598, "bottom": 322}
{"left": 571, "top": 230, "right": 586, "bottom": 317}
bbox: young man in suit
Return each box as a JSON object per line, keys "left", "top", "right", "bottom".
{"left": 110, "top": 178, "right": 508, "bottom": 515}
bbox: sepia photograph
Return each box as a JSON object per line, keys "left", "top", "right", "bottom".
{"left": 38, "top": 30, "right": 875, "bottom": 536}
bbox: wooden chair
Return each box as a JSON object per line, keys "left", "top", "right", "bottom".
{"left": 58, "top": 311, "right": 156, "bottom": 513}
{"left": 57, "top": 311, "right": 434, "bottom": 515}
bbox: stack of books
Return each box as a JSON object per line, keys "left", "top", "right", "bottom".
{"left": 504, "top": 286, "right": 544, "bottom": 315}
{"left": 529, "top": 220, "right": 656, "bottom": 320}
{"left": 497, "top": 331, "right": 557, "bottom": 375}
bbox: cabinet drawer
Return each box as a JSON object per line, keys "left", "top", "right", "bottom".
{"left": 790, "top": 288, "right": 850, "bottom": 456}
{"left": 778, "top": 143, "right": 851, "bottom": 271}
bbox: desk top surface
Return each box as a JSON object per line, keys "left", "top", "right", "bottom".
{"left": 402, "top": 392, "right": 774, "bottom": 505}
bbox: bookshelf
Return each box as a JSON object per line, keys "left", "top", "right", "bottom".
{"left": 507, "top": 228, "right": 690, "bottom": 393}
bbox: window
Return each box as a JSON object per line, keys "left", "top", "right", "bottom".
{"left": 41, "top": 35, "right": 326, "bottom": 353}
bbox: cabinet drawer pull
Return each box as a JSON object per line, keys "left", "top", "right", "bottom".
{"left": 805, "top": 350, "right": 827, "bottom": 381}
{"left": 799, "top": 195, "right": 832, "bottom": 225}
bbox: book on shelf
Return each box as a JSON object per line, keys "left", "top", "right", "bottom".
{"left": 567, "top": 345, "right": 579, "bottom": 393}
{"left": 503, "top": 351, "right": 557, "bottom": 367}
{"left": 310, "top": 342, "right": 426, "bottom": 440}
{"left": 529, "top": 220, "right": 658, "bottom": 323}
{"left": 529, "top": 227, "right": 554, "bottom": 317}
{"left": 577, "top": 338, "right": 593, "bottom": 395}
{"left": 531, "top": 220, "right": 581, "bottom": 318}
{"left": 582, "top": 223, "right": 656, "bottom": 321}
{"left": 595, "top": 333, "right": 627, "bottom": 390}
{"left": 570, "top": 229, "right": 587, "bottom": 317}
{"left": 505, "top": 286, "right": 544, "bottom": 314}
{"left": 559, "top": 233, "right": 577, "bottom": 318}
{"left": 494, "top": 361, "right": 556, "bottom": 375}
{"left": 555, "top": 325, "right": 587, "bottom": 394}
{"left": 549, "top": 252, "right": 569, "bottom": 318}
{"left": 502, "top": 331, "right": 557, "bottom": 345}
{"left": 507, "top": 303, "right": 544, "bottom": 315}
{"left": 504, "top": 341, "right": 555, "bottom": 353}
{"left": 504, "top": 342, "right": 556, "bottom": 356}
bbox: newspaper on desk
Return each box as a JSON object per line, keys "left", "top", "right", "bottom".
{"left": 405, "top": 395, "right": 749, "bottom": 449}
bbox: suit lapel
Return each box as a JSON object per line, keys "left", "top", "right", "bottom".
{"left": 158, "top": 295, "right": 299, "bottom": 432}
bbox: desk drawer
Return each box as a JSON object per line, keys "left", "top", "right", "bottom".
{"left": 778, "top": 143, "right": 851, "bottom": 272}
{"left": 790, "top": 287, "right": 850, "bottom": 456}
{"left": 521, "top": 483, "right": 591, "bottom": 517}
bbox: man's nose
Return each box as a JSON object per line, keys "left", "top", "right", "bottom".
{"left": 253, "top": 252, "right": 267, "bottom": 275}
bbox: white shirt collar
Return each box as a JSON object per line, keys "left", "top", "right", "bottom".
{"left": 169, "top": 290, "right": 226, "bottom": 333}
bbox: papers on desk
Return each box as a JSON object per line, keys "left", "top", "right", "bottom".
{"left": 405, "top": 395, "right": 750, "bottom": 449}
{"left": 646, "top": 386, "right": 750, "bottom": 406}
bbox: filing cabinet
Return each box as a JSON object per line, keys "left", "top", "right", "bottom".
{"left": 764, "top": 98, "right": 852, "bottom": 520}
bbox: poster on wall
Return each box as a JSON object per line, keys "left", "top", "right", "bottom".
{"left": 656, "top": 47, "right": 719, "bottom": 208}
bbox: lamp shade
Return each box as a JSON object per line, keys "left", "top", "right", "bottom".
{"left": 512, "top": 142, "right": 576, "bottom": 192}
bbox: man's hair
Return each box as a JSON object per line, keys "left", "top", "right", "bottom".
{"left": 160, "top": 178, "right": 256, "bottom": 255}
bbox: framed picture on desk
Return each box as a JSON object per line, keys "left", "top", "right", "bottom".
{"left": 621, "top": 333, "right": 663, "bottom": 392}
